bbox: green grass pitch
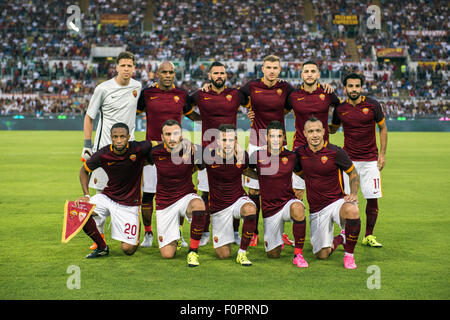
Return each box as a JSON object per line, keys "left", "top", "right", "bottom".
{"left": 0, "top": 130, "right": 449, "bottom": 300}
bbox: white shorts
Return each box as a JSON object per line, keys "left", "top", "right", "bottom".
{"left": 309, "top": 198, "right": 345, "bottom": 254}
{"left": 142, "top": 164, "right": 157, "bottom": 193}
{"left": 263, "top": 199, "right": 304, "bottom": 252}
{"left": 88, "top": 167, "right": 109, "bottom": 191}
{"left": 343, "top": 161, "right": 382, "bottom": 199}
{"left": 90, "top": 193, "right": 140, "bottom": 245}
{"left": 210, "top": 196, "right": 255, "bottom": 248}
{"left": 243, "top": 143, "right": 261, "bottom": 189}
{"left": 292, "top": 173, "right": 305, "bottom": 190}
{"left": 155, "top": 193, "right": 202, "bottom": 248}
{"left": 197, "top": 168, "right": 209, "bottom": 192}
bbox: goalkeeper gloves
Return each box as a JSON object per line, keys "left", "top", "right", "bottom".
{"left": 81, "top": 139, "right": 93, "bottom": 162}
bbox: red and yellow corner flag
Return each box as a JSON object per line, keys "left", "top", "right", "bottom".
{"left": 61, "top": 200, "right": 96, "bottom": 243}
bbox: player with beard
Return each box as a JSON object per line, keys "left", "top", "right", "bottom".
{"left": 137, "top": 61, "right": 201, "bottom": 249}
{"left": 330, "top": 73, "right": 388, "bottom": 248}
{"left": 149, "top": 120, "right": 207, "bottom": 267}
{"left": 190, "top": 62, "right": 249, "bottom": 247}
{"left": 285, "top": 61, "right": 340, "bottom": 201}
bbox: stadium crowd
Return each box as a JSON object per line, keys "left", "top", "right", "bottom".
{"left": 0, "top": 0, "right": 448, "bottom": 117}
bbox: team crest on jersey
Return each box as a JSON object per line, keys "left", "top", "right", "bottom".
{"left": 321, "top": 156, "right": 328, "bottom": 164}
{"left": 319, "top": 94, "right": 325, "bottom": 101}
{"left": 236, "top": 163, "right": 242, "bottom": 169}
{"left": 226, "top": 94, "right": 232, "bottom": 101}
{"left": 276, "top": 88, "right": 283, "bottom": 96}
{"left": 132, "top": 90, "right": 137, "bottom": 97}
{"left": 173, "top": 95, "right": 180, "bottom": 103}
{"left": 159, "top": 236, "right": 163, "bottom": 242}
{"left": 214, "top": 236, "right": 219, "bottom": 243}
{"left": 281, "top": 157, "right": 288, "bottom": 165}
{"left": 129, "top": 154, "right": 137, "bottom": 161}
{"left": 362, "top": 107, "right": 369, "bottom": 115}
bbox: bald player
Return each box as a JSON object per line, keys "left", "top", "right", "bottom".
{"left": 295, "top": 116, "right": 361, "bottom": 269}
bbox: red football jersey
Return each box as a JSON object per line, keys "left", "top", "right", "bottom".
{"left": 202, "top": 148, "right": 249, "bottom": 213}
{"left": 84, "top": 141, "right": 152, "bottom": 206}
{"left": 149, "top": 143, "right": 198, "bottom": 210}
{"left": 240, "top": 79, "right": 293, "bottom": 146}
{"left": 331, "top": 96, "right": 385, "bottom": 161}
{"left": 287, "top": 84, "right": 340, "bottom": 149}
{"left": 137, "top": 84, "right": 194, "bottom": 141}
{"left": 295, "top": 142, "right": 354, "bottom": 213}
{"left": 190, "top": 88, "right": 247, "bottom": 147}
{"left": 250, "top": 148, "right": 297, "bottom": 218}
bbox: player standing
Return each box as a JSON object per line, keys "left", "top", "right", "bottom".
{"left": 149, "top": 120, "right": 206, "bottom": 267}
{"left": 330, "top": 73, "right": 388, "bottom": 247}
{"left": 286, "top": 60, "right": 340, "bottom": 200}
{"left": 190, "top": 62, "right": 249, "bottom": 246}
{"left": 248, "top": 121, "right": 309, "bottom": 268}
{"left": 295, "top": 117, "right": 361, "bottom": 269}
{"left": 137, "top": 61, "right": 200, "bottom": 248}
{"left": 76, "top": 122, "right": 156, "bottom": 258}
{"left": 201, "top": 124, "right": 258, "bottom": 266}
{"left": 81, "top": 52, "right": 141, "bottom": 250}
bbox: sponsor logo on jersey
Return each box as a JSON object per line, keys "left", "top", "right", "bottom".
{"left": 362, "top": 107, "right": 369, "bottom": 115}
{"left": 129, "top": 154, "right": 136, "bottom": 162}
{"left": 132, "top": 90, "right": 137, "bottom": 97}
{"left": 297, "top": 97, "right": 305, "bottom": 101}
{"left": 254, "top": 90, "right": 263, "bottom": 93}
{"left": 321, "top": 156, "right": 328, "bottom": 164}
{"left": 158, "top": 157, "right": 167, "bottom": 160}
{"left": 341, "top": 112, "right": 349, "bottom": 116}
{"left": 204, "top": 97, "right": 212, "bottom": 100}
{"left": 226, "top": 94, "right": 232, "bottom": 101}
{"left": 107, "top": 161, "right": 116, "bottom": 166}
{"left": 211, "top": 164, "right": 220, "bottom": 168}
{"left": 319, "top": 94, "right": 325, "bottom": 101}
{"left": 150, "top": 96, "right": 158, "bottom": 100}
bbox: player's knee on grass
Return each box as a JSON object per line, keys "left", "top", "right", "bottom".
{"left": 248, "top": 188, "right": 260, "bottom": 196}
{"left": 315, "top": 247, "right": 331, "bottom": 260}
{"left": 341, "top": 203, "right": 360, "bottom": 221}
{"left": 267, "top": 246, "right": 282, "bottom": 259}
{"left": 216, "top": 245, "right": 231, "bottom": 259}
{"left": 290, "top": 202, "right": 305, "bottom": 221}
{"left": 121, "top": 243, "right": 138, "bottom": 256}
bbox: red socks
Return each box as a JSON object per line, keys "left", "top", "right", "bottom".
{"left": 240, "top": 214, "right": 257, "bottom": 251}
{"left": 292, "top": 219, "right": 306, "bottom": 255}
{"left": 189, "top": 210, "right": 206, "bottom": 252}
{"left": 83, "top": 216, "right": 107, "bottom": 250}
{"left": 365, "top": 199, "right": 379, "bottom": 237}
{"left": 344, "top": 218, "right": 361, "bottom": 254}
{"left": 249, "top": 194, "right": 261, "bottom": 235}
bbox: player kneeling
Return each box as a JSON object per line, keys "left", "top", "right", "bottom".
{"left": 201, "top": 124, "right": 258, "bottom": 266}
{"left": 248, "top": 121, "right": 308, "bottom": 268}
{"left": 150, "top": 120, "right": 206, "bottom": 267}
{"left": 295, "top": 117, "right": 361, "bottom": 269}
{"left": 76, "top": 123, "right": 157, "bottom": 258}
